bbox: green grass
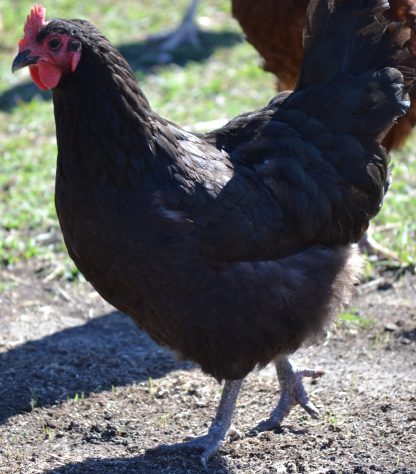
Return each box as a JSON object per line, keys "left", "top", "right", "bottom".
{"left": 29, "top": 387, "right": 39, "bottom": 410}
{"left": 372, "top": 142, "right": 416, "bottom": 265}
{"left": 0, "top": 0, "right": 414, "bottom": 271}
{"left": 338, "top": 309, "right": 374, "bottom": 330}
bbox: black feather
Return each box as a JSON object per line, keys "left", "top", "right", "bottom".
{"left": 29, "top": 1, "right": 414, "bottom": 381}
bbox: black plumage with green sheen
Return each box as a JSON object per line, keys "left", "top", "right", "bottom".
{"left": 40, "top": 1, "right": 413, "bottom": 380}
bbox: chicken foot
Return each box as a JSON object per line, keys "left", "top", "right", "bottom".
{"left": 151, "top": 0, "right": 201, "bottom": 53}
{"left": 255, "top": 356, "right": 324, "bottom": 432}
{"left": 153, "top": 378, "right": 243, "bottom": 468}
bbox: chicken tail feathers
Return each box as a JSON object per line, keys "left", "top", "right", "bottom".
{"left": 287, "top": 0, "right": 416, "bottom": 146}
{"left": 297, "top": 0, "right": 415, "bottom": 91}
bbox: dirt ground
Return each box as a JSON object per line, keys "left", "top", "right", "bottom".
{"left": 0, "top": 260, "right": 415, "bottom": 474}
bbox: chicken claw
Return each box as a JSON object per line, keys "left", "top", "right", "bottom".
{"left": 155, "top": 424, "right": 231, "bottom": 469}
{"left": 255, "top": 356, "right": 324, "bottom": 432}
{"left": 151, "top": 379, "right": 243, "bottom": 468}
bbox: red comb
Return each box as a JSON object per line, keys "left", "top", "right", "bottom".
{"left": 24, "top": 4, "right": 47, "bottom": 39}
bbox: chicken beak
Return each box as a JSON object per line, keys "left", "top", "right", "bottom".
{"left": 12, "top": 49, "right": 39, "bottom": 73}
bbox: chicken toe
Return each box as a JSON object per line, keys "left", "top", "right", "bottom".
{"left": 255, "top": 356, "right": 323, "bottom": 432}
{"left": 151, "top": 379, "right": 243, "bottom": 467}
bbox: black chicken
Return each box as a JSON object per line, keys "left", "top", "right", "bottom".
{"left": 12, "top": 1, "right": 414, "bottom": 466}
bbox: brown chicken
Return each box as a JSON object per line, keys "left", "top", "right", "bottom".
{"left": 12, "top": 1, "right": 414, "bottom": 466}
{"left": 232, "top": 0, "right": 416, "bottom": 151}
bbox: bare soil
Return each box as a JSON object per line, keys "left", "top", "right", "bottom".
{"left": 0, "top": 261, "right": 415, "bottom": 474}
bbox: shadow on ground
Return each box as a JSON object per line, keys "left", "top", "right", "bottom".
{"left": 1, "top": 30, "right": 242, "bottom": 111}
{"left": 42, "top": 452, "right": 231, "bottom": 474}
{"left": 0, "top": 311, "right": 192, "bottom": 426}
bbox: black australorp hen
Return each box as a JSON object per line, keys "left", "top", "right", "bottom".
{"left": 12, "top": 1, "right": 414, "bottom": 465}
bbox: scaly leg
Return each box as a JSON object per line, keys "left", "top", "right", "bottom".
{"left": 256, "top": 356, "right": 323, "bottom": 432}
{"left": 154, "top": 378, "right": 243, "bottom": 468}
{"left": 151, "top": 0, "right": 201, "bottom": 52}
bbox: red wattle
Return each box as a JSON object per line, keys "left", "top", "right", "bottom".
{"left": 38, "top": 62, "right": 62, "bottom": 89}
{"left": 29, "top": 63, "right": 62, "bottom": 90}
{"left": 29, "top": 65, "right": 48, "bottom": 91}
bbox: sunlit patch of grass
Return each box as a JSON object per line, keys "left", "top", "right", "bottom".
{"left": 73, "top": 392, "right": 86, "bottom": 402}
{"left": 0, "top": 100, "right": 60, "bottom": 264}
{"left": 325, "top": 411, "right": 339, "bottom": 428}
{"left": 29, "top": 387, "right": 39, "bottom": 411}
{"left": 372, "top": 140, "right": 416, "bottom": 265}
{"left": 338, "top": 309, "right": 374, "bottom": 330}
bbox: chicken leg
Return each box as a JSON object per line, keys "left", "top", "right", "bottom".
{"left": 151, "top": 0, "right": 201, "bottom": 53}
{"left": 255, "top": 356, "right": 324, "bottom": 432}
{"left": 154, "top": 378, "right": 243, "bottom": 467}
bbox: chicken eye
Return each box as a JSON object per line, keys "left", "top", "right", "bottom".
{"left": 48, "top": 38, "right": 61, "bottom": 50}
